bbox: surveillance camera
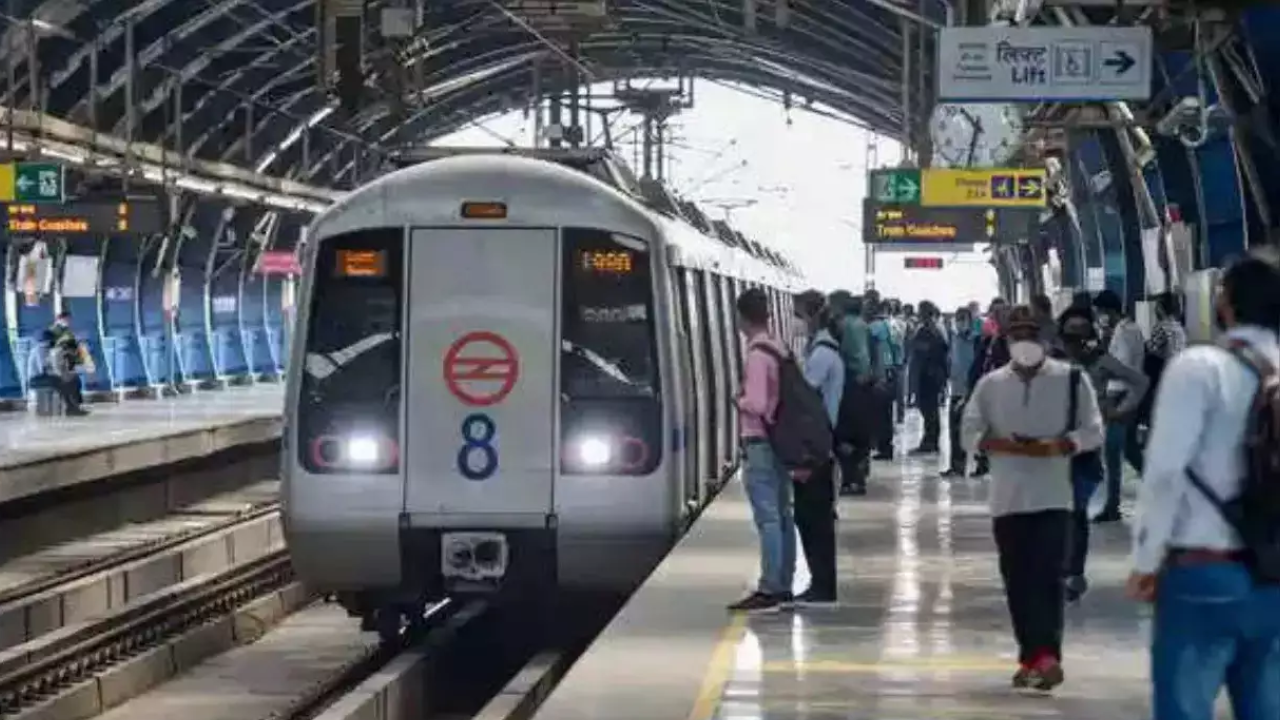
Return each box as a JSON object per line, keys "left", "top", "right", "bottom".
{"left": 1152, "top": 96, "right": 1215, "bottom": 148}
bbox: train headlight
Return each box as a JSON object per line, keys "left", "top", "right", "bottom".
{"left": 345, "top": 436, "right": 381, "bottom": 465}
{"left": 576, "top": 435, "right": 613, "bottom": 468}
{"left": 309, "top": 433, "right": 399, "bottom": 472}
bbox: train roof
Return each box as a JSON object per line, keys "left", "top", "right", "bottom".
{"left": 390, "top": 146, "right": 802, "bottom": 284}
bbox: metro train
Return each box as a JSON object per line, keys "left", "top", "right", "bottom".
{"left": 282, "top": 150, "right": 805, "bottom": 636}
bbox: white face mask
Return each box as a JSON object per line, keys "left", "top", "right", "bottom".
{"left": 1009, "top": 340, "right": 1045, "bottom": 368}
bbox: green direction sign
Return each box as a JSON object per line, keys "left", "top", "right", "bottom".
{"left": 870, "top": 169, "right": 921, "bottom": 205}
{"left": 14, "top": 162, "right": 65, "bottom": 203}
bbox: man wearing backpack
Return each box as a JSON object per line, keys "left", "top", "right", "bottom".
{"left": 1128, "top": 250, "right": 1280, "bottom": 720}
{"left": 728, "top": 288, "right": 833, "bottom": 613}
{"left": 830, "top": 291, "right": 872, "bottom": 495}
{"left": 791, "top": 290, "right": 844, "bottom": 605}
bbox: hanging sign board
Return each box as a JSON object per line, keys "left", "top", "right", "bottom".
{"left": 2, "top": 201, "right": 162, "bottom": 235}
{"left": 936, "top": 25, "right": 1154, "bottom": 102}
{"left": 255, "top": 250, "right": 302, "bottom": 275}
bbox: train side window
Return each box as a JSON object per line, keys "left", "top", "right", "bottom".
{"left": 296, "top": 227, "right": 403, "bottom": 475}
{"left": 560, "top": 227, "right": 663, "bottom": 476}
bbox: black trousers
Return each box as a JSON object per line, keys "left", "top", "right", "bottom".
{"left": 992, "top": 510, "right": 1070, "bottom": 664}
{"left": 917, "top": 379, "right": 942, "bottom": 449}
{"left": 946, "top": 395, "right": 967, "bottom": 471}
{"left": 56, "top": 374, "right": 83, "bottom": 409}
{"left": 794, "top": 460, "right": 838, "bottom": 595}
{"left": 1067, "top": 509, "right": 1089, "bottom": 577}
{"left": 874, "top": 372, "right": 897, "bottom": 456}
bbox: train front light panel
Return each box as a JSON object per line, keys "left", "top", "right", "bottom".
{"left": 567, "top": 430, "right": 650, "bottom": 474}
{"left": 309, "top": 432, "right": 399, "bottom": 472}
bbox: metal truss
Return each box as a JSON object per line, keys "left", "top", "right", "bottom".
{"left": 1, "top": 0, "right": 938, "bottom": 191}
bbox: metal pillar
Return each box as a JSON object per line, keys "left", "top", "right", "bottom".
{"left": 641, "top": 115, "right": 654, "bottom": 179}
{"left": 124, "top": 18, "right": 136, "bottom": 192}
{"left": 2, "top": 9, "right": 15, "bottom": 158}
{"left": 900, "top": 18, "right": 912, "bottom": 161}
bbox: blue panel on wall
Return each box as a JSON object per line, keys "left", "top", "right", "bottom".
{"left": 101, "top": 236, "right": 146, "bottom": 388}
{"left": 0, "top": 240, "right": 23, "bottom": 400}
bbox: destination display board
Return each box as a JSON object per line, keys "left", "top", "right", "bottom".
{"left": 864, "top": 200, "right": 994, "bottom": 244}
{"left": 862, "top": 199, "right": 1038, "bottom": 245}
{"left": 3, "top": 201, "right": 162, "bottom": 235}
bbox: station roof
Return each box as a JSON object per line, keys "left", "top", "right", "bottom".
{"left": 1, "top": 0, "right": 941, "bottom": 187}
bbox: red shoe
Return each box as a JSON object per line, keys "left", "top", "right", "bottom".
{"left": 1026, "top": 653, "right": 1064, "bottom": 691}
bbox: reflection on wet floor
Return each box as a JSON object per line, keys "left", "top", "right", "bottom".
{"left": 709, "top": 428, "right": 1165, "bottom": 720}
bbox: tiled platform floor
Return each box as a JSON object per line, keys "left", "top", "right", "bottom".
{"left": 0, "top": 383, "right": 283, "bottom": 469}
{"left": 534, "top": 415, "right": 1192, "bottom": 720}
{"left": 709, "top": 456, "right": 1158, "bottom": 720}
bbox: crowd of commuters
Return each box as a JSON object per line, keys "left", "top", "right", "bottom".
{"left": 727, "top": 251, "right": 1280, "bottom": 719}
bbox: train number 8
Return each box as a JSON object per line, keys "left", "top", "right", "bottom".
{"left": 457, "top": 413, "right": 498, "bottom": 481}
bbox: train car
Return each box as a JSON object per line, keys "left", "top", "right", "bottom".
{"left": 283, "top": 152, "right": 802, "bottom": 637}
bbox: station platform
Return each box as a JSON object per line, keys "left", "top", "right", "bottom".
{"left": 534, "top": 437, "right": 1155, "bottom": 720}
{"left": 0, "top": 384, "right": 284, "bottom": 506}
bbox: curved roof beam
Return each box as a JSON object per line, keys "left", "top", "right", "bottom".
{"left": 8, "top": 0, "right": 929, "bottom": 174}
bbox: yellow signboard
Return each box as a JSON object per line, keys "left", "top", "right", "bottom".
{"left": 0, "top": 164, "right": 13, "bottom": 203}
{"left": 921, "top": 168, "right": 1047, "bottom": 208}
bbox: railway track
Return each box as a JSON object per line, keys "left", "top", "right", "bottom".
{"left": 0, "top": 551, "right": 297, "bottom": 719}
{"left": 0, "top": 480, "right": 585, "bottom": 720}
{"left": 0, "top": 480, "right": 282, "bottom": 654}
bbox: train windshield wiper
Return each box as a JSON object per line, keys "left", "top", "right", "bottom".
{"left": 304, "top": 332, "right": 397, "bottom": 381}
{"left": 561, "top": 340, "right": 640, "bottom": 388}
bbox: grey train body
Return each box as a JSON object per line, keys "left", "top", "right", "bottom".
{"left": 282, "top": 152, "right": 802, "bottom": 629}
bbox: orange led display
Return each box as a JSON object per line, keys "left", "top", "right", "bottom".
{"left": 336, "top": 249, "right": 387, "bottom": 278}
{"left": 580, "top": 250, "right": 634, "bottom": 274}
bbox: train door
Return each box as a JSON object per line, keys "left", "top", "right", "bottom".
{"left": 665, "top": 267, "right": 698, "bottom": 514}
{"left": 719, "top": 277, "right": 741, "bottom": 445}
{"left": 682, "top": 270, "right": 713, "bottom": 490}
{"left": 403, "top": 227, "right": 557, "bottom": 521}
{"left": 702, "top": 273, "right": 732, "bottom": 473}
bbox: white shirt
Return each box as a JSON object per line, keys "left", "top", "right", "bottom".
{"left": 961, "top": 358, "right": 1105, "bottom": 517}
{"left": 1106, "top": 318, "right": 1146, "bottom": 393}
{"left": 1131, "top": 324, "right": 1280, "bottom": 574}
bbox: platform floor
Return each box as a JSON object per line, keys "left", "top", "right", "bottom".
{"left": 0, "top": 383, "right": 283, "bottom": 470}
{"left": 533, "top": 418, "right": 1174, "bottom": 720}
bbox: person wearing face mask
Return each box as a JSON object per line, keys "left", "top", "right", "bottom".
{"left": 1057, "top": 307, "right": 1148, "bottom": 602}
{"left": 965, "top": 298, "right": 1011, "bottom": 477}
{"left": 942, "top": 306, "right": 979, "bottom": 477}
{"left": 962, "top": 305, "right": 1104, "bottom": 692}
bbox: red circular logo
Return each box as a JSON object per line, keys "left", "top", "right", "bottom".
{"left": 443, "top": 331, "right": 520, "bottom": 407}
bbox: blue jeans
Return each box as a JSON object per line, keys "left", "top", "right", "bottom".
{"left": 1152, "top": 562, "right": 1280, "bottom": 720}
{"left": 742, "top": 441, "right": 795, "bottom": 596}
{"left": 1103, "top": 421, "right": 1142, "bottom": 511}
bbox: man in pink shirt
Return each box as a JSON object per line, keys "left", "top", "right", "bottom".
{"left": 728, "top": 288, "right": 796, "bottom": 613}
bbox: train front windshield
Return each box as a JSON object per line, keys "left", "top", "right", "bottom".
{"left": 560, "top": 228, "right": 663, "bottom": 476}
{"left": 297, "top": 228, "right": 403, "bottom": 474}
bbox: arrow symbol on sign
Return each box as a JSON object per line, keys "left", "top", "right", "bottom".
{"left": 898, "top": 177, "right": 918, "bottom": 200}
{"left": 15, "top": 176, "right": 32, "bottom": 191}
{"left": 1103, "top": 50, "right": 1136, "bottom": 76}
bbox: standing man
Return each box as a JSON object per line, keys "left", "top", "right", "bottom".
{"left": 869, "top": 296, "right": 898, "bottom": 460}
{"left": 792, "top": 290, "right": 843, "bottom": 605}
{"left": 909, "top": 301, "right": 949, "bottom": 455}
{"left": 942, "top": 305, "right": 979, "bottom": 477}
{"left": 967, "top": 298, "right": 1012, "bottom": 477}
{"left": 962, "top": 305, "right": 1104, "bottom": 691}
{"left": 1092, "top": 289, "right": 1146, "bottom": 522}
{"left": 829, "top": 291, "right": 872, "bottom": 495}
{"left": 728, "top": 288, "right": 794, "bottom": 613}
{"left": 1128, "top": 251, "right": 1280, "bottom": 720}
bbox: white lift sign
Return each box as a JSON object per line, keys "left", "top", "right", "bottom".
{"left": 936, "top": 26, "right": 1153, "bottom": 102}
